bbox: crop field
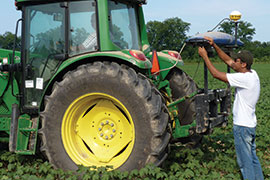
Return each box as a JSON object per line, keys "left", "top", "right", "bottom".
{"left": 0, "top": 62, "right": 270, "bottom": 179}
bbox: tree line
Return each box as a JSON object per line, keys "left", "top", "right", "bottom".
{"left": 146, "top": 18, "right": 270, "bottom": 62}
{"left": 0, "top": 32, "right": 21, "bottom": 51}
{"left": 1, "top": 18, "right": 270, "bottom": 62}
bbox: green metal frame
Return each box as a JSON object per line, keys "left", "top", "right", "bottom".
{"left": 0, "top": 49, "right": 36, "bottom": 153}
{"left": 16, "top": 114, "right": 37, "bottom": 155}
{"left": 167, "top": 90, "right": 198, "bottom": 138}
{"left": 0, "top": 49, "right": 20, "bottom": 137}
{"left": 152, "top": 78, "right": 198, "bottom": 139}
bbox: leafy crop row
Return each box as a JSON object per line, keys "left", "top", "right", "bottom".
{"left": 0, "top": 63, "right": 270, "bottom": 179}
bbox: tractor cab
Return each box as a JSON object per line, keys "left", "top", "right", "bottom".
{"left": 15, "top": 0, "right": 148, "bottom": 112}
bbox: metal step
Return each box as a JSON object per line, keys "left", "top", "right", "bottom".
{"left": 16, "top": 117, "right": 38, "bottom": 154}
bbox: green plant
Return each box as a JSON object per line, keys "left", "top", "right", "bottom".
{"left": 1, "top": 63, "right": 269, "bottom": 179}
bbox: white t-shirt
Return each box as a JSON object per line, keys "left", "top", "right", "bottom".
{"left": 82, "top": 33, "right": 97, "bottom": 50}
{"left": 227, "top": 70, "right": 260, "bottom": 128}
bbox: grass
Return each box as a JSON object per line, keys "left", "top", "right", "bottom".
{"left": 0, "top": 62, "right": 270, "bottom": 179}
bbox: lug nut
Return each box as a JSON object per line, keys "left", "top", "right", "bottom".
{"left": 98, "top": 128, "right": 102, "bottom": 131}
{"left": 110, "top": 134, "right": 113, "bottom": 138}
{"left": 106, "top": 120, "right": 109, "bottom": 124}
{"left": 101, "top": 122, "right": 104, "bottom": 126}
{"left": 111, "top": 123, "right": 114, "bottom": 127}
{"left": 100, "top": 133, "right": 104, "bottom": 137}
{"left": 112, "top": 129, "right": 116, "bottom": 132}
{"left": 105, "top": 136, "right": 108, "bottom": 140}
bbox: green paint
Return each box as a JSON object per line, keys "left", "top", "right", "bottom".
{"left": 173, "top": 120, "right": 196, "bottom": 138}
{"left": 16, "top": 114, "right": 38, "bottom": 155}
{"left": 168, "top": 91, "right": 198, "bottom": 108}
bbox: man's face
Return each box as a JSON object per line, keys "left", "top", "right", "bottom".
{"left": 232, "top": 58, "right": 247, "bottom": 72}
{"left": 91, "top": 15, "right": 96, "bottom": 29}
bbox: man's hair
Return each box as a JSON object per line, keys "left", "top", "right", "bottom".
{"left": 232, "top": 50, "right": 253, "bottom": 70}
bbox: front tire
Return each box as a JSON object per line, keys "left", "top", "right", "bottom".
{"left": 39, "top": 62, "right": 170, "bottom": 171}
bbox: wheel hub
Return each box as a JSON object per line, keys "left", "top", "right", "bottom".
{"left": 98, "top": 119, "right": 117, "bottom": 140}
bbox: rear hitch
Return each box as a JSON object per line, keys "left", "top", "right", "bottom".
{"left": 195, "top": 88, "right": 231, "bottom": 134}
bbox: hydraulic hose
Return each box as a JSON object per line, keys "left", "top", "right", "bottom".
{"left": 152, "top": 43, "right": 187, "bottom": 75}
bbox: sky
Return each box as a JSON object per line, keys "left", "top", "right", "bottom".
{"left": 143, "top": 0, "right": 270, "bottom": 42}
{"left": 0, "top": 0, "right": 270, "bottom": 42}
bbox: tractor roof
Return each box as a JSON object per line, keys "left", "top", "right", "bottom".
{"left": 15, "top": 0, "right": 147, "bottom": 5}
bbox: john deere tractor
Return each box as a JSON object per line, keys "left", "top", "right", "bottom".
{"left": 0, "top": 0, "right": 233, "bottom": 171}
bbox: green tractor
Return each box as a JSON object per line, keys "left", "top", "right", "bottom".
{"left": 0, "top": 0, "right": 232, "bottom": 171}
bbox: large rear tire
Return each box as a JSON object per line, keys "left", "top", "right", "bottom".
{"left": 39, "top": 62, "right": 170, "bottom": 171}
{"left": 167, "top": 69, "right": 202, "bottom": 146}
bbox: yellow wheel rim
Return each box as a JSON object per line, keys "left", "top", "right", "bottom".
{"left": 61, "top": 93, "right": 135, "bottom": 169}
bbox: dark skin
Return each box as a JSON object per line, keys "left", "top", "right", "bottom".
{"left": 198, "top": 36, "right": 250, "bottom": 83}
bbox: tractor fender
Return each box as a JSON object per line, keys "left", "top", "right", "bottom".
{"left": 40, "top": 51, "right": 152, "bottom": 109}
{"left": 147, "top": 50, "right": 184, "bottom": 80}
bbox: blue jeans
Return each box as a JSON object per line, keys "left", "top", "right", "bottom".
{"left": 233, "top": 125, "right": 264, "bottom": 180}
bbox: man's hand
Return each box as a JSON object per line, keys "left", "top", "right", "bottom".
{"left": 198, "top": 47, "right": 208, "bottom": 60}
{"left": 203, "top": 36, "right": 234, "bottom": 67}
{"left": 204, "top": 36, "right": 214, "bottom": 46}
{"left": 198, "top": 46, "right": 228, "bottom": 83}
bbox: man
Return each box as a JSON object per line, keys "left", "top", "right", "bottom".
{"left": 70, "top": 13, "right": 97, "bottom": 54}
{"left": 81, "top": 13, "right": 97, "bottom": 51}
{"left": 198, "top": 37, "right": 264, "bottom": 180}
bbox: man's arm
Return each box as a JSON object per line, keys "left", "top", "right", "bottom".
{"left": 198, "top": 47, "right": 228, "bottom": 83}
{"left": 204, "top": 36, "right": 235, "bottom": 67}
